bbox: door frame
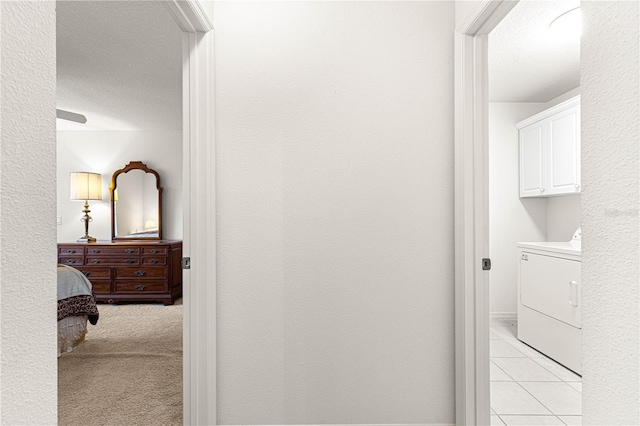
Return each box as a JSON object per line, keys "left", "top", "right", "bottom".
{"left": 454, "top": 1, "right": 518, "bottom": 424}
{"left": 164, "top": 2, "right": 216, "bottom": 425}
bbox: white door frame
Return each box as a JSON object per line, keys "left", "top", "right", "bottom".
{"left": 164, "top": 2, "right": 216, "bottom": 425}
{"left": 454, "top": 1, "right": 517, "bottom": 425}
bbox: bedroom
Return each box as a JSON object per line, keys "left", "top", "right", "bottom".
{"left": 56, "top": 1, "right": 184, "bottom": 423}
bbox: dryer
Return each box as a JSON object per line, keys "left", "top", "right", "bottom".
{"left": 517, "top": 228, "right": 581, "bottom": 374}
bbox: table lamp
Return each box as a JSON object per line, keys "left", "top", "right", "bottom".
{"left": 70, "top": 172, "right": 102, "bottom": 242}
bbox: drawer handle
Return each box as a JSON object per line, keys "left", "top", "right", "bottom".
{"left": 91, "top": 249, "right": 100, "bottom": 253}
{"left": 135, "top": 284, "right": 146, "bottom": 291}
{"left": 135, "top": 270, "right": 146, "bottom": 276}
{"left": 82, "top": 271, "right": 90, "bottom": 277}
{"left": 125, "top": 258, "right": 134, "bottom": 264}
{"left": 150, "top": 259, "right": 158, "bottom": 264}
{"left": 66, "top": 249, "right": 76, "bottom": 254}
{"left": 107, "top": 298, "right": 115, "bottom": 304}
{"left": 125, "top": 249, "right": 134, "bottom": 254}
{"left": 65, "top": 259, "right": 75, "bottom": 265}
{"left": 150, "top": 249, "right": 158, "bottom": 254}
{"left": 92, "top": 259, "right": 100, "bottom": 264}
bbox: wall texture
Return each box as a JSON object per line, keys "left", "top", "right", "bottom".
{"left": 56, "top": 130, "right": 183, "bottom": 242}
{"left": 215, "top": 2, "right": 455, "bottom": 424}
{"left": 0, "top": 2, "right": 57, "bottom": 424}
{"left": 581, "top": 1, "right": 639, "bottom": 423}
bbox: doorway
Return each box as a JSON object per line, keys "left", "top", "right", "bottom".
{"left": 55, "top": 1, "right": 215, "bottom": 424}
{"left": 454, "top": 1, "right": 582, "bottom": 424}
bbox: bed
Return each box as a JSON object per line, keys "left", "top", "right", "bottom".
{"left": 57, "top": 264, "right": 99, "bottom": 356}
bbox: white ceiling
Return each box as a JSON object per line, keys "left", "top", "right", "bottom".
{"left": 489, "top": 0, "right": 580, "bottom": 102}
{"left": 57, "top": 1, "right": 580, "bottom": 127}
{"left": 56, "top": 1, "right": 182, "bottom": 131}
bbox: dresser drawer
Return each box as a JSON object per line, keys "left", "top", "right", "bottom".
{"left": 115, "top": 266, "right": 166, "bottom": 279}
{"left": 142, "top": 247, "right": 167, "bottom": 255}
{"left": 87, "top": 247, "right": 141, "bottom": 256}
{"left": 114, "top": 280, "right": 167, "bottom": 293}
{"left": 86, "top": 256, "right": 140, "bottom": 266}
{"left": 90, "top": 280, "right": 111, "bottom": 294}
{"left": 141, "top": 257, "right": 167, "bottom": 266}
{"left": 59, "top": 246, "right": 83, "bottom": 255}
{"left": 59, "top": 256, "right": 84, "bottom": 266}
{"left": 75, "top": 266, "right": 111, "bottom": 280}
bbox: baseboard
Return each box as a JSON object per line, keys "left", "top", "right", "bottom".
{"left": 490, "top": 312, "right": 517, "bottom": 322}
{"left": 219, "top": 424, "right": 454, "bottom": 426}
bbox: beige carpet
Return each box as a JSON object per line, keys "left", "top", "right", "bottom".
{"left": 58, "top": 300, "right": 182, "bottom": 426}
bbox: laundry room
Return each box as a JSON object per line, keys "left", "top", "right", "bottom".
{"left": 487, "top": 0, "right": 584, "bottom": 422}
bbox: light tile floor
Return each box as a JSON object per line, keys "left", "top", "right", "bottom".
{"left": 490, "top": 318, "right": 582, "bottom": 426}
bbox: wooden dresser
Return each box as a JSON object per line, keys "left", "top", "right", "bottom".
{"left": 58, "top": 240, "right": 182, "bottom": 305}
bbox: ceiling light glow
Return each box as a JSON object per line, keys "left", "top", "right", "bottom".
{"left": 549, "top": 7, "right": 582, "bottom": 39}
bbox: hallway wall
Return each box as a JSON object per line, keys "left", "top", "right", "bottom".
{"left": 215, "top": 2, "right": 455, "bottom": 424}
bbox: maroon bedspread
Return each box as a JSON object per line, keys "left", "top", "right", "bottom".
{"left": 58, "top": 294, "right": 99, "bottom": 325}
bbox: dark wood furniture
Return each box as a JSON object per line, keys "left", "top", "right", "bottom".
{"left": 58, "top": 240, "right": 182, "bottom": 305}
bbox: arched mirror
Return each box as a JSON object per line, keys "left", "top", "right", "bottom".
{"left": 110, "top": 161, "right": 163, "bottom": 240}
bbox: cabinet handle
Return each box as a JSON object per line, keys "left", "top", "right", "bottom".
{"left": 135, "top": 270, "right": 146, "bottom": 276}
{"left": 125, "top": 258, "right": 134, "bottom": 264}
{"left": 135, "top": 284, "right": 146, "bottom": 291}
{"left": 92, "top": 259, "right": 100, "bottom": 264}
{"left": 82, "top": 271, "right": 90, "bottom": 277}
{"left": 569, "top": 280, "right": 579, "bottom": 307}
{"left": 150, "top": 259, "right": 158, "bottom": 264}
{"left": 125, "top": 249, "right": 134, "bottom": 254}
{"left": 150, "top": 249, "right": 158, "bottom": 254}
{"left": 91, "top": 249, "right": 100, "bottom": 253}
{"left": 540, "top": 188, "right": 545, "bottom": 193}
{"left": 67, "top": 249, "right": 76, "bottom": 254}
{"left": 575, "top": 184, "right": 580, "bottom": 190}
{"left": 107, "top": 298, "right": 115, "bottom": 304}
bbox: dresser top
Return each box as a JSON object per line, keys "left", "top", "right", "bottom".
{"left": 59, "top": 240, "right": 181, "bottom": 246}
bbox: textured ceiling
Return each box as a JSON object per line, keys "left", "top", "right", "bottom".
{"left": 57, "top": 1, "right": 182, "bottom": 130}
{"left": 489, "top": 0, "right": 580, "bottom": 102}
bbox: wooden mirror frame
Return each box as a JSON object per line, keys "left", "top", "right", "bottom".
{"left": 110, "top": 161, "right": 163, "bottom": 240}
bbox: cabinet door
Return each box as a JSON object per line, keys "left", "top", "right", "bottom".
{"left": 520, "top": 252, "right": 581, "bottom": 328}
{"left": 519, "top": 121, "right": 545, "bottom": 197}
{"left": 547, "top": 104, "right": 580, "bottom": 195}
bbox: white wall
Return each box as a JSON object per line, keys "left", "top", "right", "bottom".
{"left": 0, "top": 2, "right": 57, "bottom": 424}
{"left": 489, "top": 103, "right": 547, "bottom": 316}
{"left": 215, "top": 2, "right": 455, "bottom": 424}
{"left": 581, "top": 1, "right": 639, "bottom": 423}
{"left": 56, "top": 130, "right": 182, "bottom": 242}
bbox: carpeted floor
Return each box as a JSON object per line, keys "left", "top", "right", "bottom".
{"left": 58, "top": 300, "right": 182, "bottom": 426}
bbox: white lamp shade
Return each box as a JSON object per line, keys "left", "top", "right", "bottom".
{"left": 70, "top": 172, "right": 102, "bottom": 201}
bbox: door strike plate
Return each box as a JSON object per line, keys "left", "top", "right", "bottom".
{"left": 182, "top": 257, "right": 191, "bottom": 269}
{"left": 482, "top": 258, "right": 492, "bottom": 271}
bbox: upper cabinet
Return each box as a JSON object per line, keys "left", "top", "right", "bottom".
{"left": 516, "top": 96, "right": 580, "bottom": 198}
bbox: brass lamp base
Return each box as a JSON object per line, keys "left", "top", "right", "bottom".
{"left": 77, "top": 235, "right": 97, "bottom": 243}
{"left": 78, "top": 200, "right": 96, "bottom": 243}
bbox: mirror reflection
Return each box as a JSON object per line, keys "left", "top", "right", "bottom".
{"left": 111, "top": 161, "right": 162, "bottom": 240}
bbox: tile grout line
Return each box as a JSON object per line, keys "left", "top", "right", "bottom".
{"left": 490, "top": 324, "right": 582, "bottom": 421}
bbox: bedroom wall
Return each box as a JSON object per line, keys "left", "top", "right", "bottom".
{"left": 581, "top": 1, "right": 640, "bottom": 423}
{"left": 215, "top": 1, "right": 455, "bottom": 424}
{"left": 56, "top": 130, "right": 182, "bottom": 242}
{"left": 0, "top": 2, "right": 57, "bottom": 424}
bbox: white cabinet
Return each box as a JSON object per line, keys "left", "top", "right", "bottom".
{"left": 516, "top": 96, "right": 580, "bottom": 197}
